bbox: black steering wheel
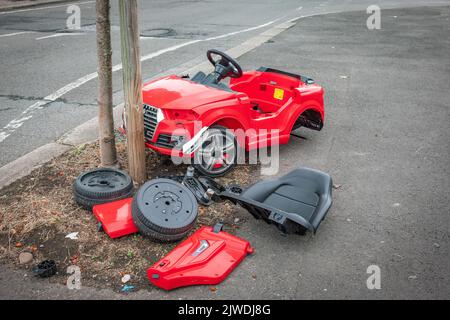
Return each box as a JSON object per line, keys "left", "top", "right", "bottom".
{"left": 207, "top": 49, "right": 243, "bottom": 81}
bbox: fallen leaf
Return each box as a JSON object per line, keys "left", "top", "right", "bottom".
{"left": 15, "top": 242, "right": 23, "bottom": 248}
{"left": 210, "top": 286, "right": 217, "bottom": 293}
{"left": 30, "top": 245, "right": 38, "bottom": 253}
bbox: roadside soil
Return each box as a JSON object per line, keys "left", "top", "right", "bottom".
{"left": 0, "top": 134, "right": 258, "bottom": 292}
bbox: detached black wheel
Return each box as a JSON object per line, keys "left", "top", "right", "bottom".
{"left": 73, "top": 168, "right": 133, "bottom": 210}
{"left": 132, "top": 179, "right": 198, "bottom": 242}
{"left": 193, "top": 126, "right": 237, "bottom": 177}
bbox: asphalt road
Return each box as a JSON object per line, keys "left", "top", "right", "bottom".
{"left": 0, "top": 0, "right": 447, "bottom": 167}
{"left": 0, "top": 4, "right": 449, "bottom": 299}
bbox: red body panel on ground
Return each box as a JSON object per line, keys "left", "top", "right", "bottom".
{"left": 147, "top": 226, "right": 254, "bottom": 290}
{"left": 92, "top": 198, "right": 138, "bottom": 239}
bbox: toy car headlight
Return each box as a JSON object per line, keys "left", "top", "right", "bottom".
{"left": 156, "top": 109, "right": 165, "bottom": 122}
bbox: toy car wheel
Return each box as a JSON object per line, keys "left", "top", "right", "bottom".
{"left": 194, "top": 126, "right": 237, "bottom": 177}
{"left": 132, "top": 179, "right": 198, "bottom": 242}
{"left": 73, "top": 168, "right": 134, "bottom": 210}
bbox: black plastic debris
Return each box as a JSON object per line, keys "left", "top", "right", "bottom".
{"left": 32, "top": 260, "right": 57, "bottom": 278}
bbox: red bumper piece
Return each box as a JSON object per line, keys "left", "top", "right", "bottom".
{"left": 147, "top": 225, "right": 254, "bottom": 290}
{"left": 92, "top": 198, "right": 138, "bottom": 239}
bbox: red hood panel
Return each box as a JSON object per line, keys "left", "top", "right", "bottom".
{"left": 142, "top": 76, "right": 239, "bottom": 110}
{"left": 147, "top": 226, "right": 253, "bottom": 290}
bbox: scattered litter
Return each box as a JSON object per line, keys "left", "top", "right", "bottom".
{"left": 32, "top": 260, "right": 57, "bottom": 278}
{"left": 121, "top": 284, "right": 135, "bottom": 293}
{"left": 332, "top": 184, "right": 342, "bottom": 190}
{"left": 391, "top": 203, "right": 401, "bottom": 208}
{"left": 408, "top": 275, "right": 417, "bottom": 280}
{"left": 346, "top": 218, "right": 352, "bottom": 222}
{"left": 15, "top": 242, "right": 23, "bottom": 248}
{"left": 30, "top": 245, "right": 38, "bottom": 253}
{"left": 234, "top": 218, "right": 240, "bottom": 223}
{"left": 251, "top": 273, "right": 257, "bottom": 280}
{"left": 65, "top": 232, "right": 79, "bottom": 240}
{"left": 70, "top": 255, "right": 78, "bottom": 264}
{"left": 210, "top": 286, "right": 217, "bottom": 293}
{"left": 39, "top": 244, "right": 44, "bottom": 248}
{"left": 121, "top": 274, "right": 131, "bottom": 283}
{"left": 19, "top": 252, "right": 33, "bottom": 265}
{"left": 339, "top": 75, "right": 348, "bottom": 79}
{"left": 433, "top": 243, "right": 440, "bottom": 248}
{"left": 380, "top": 241, "right": 385, "bottom": 244}
{"left": 323, "top": 288, "right": 328, "bottom": 292}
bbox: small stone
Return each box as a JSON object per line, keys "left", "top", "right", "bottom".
{"left": 433, "top": 243, "right": 440, "bottom": 248}
{"left": 121, "top": 274, "right": 131, "bottom": 283}
{"left": 346, "top": 218, "right": 352, "bottom": 222}
{"left": 332, "top": 184, "right": 342, "bottom": 190}
{"left": 408, "top": 275, "right": 417, "bottom": 280}
{"left": 19, "top": 252, "right": 33, "bottom": 264}
{"left": 234, "top": 218, "right": 240, "bottom": 223}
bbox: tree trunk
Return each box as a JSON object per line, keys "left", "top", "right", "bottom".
{"left": 96, "top": 0, "right": 118, "bottom": 168}
{"left": 118, "top": 0, "right": 146, "bottom": 184}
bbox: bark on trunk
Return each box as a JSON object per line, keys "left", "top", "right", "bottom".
{"left": 118, "top": 0, "right": 146, "bottom": 184}
{"left": 96, "top": 0, "right": 118, "bottom": 168}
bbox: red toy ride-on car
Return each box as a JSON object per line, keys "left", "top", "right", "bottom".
{"left": 122, "top": 49, "right": 325, "bottom": 176}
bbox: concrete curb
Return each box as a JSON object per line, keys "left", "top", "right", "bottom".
{"left": 0, "top": 0, "right": 73, "bottom": 12}
{"left": 0, "top": 143, "right": 70, "bottom": 188}
{"left": 0, "top": 18, "right": 297, "bottom": 190}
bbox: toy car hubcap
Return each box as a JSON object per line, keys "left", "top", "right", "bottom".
{"left": 196, "top": 130, "right": 236, "bottom": 174}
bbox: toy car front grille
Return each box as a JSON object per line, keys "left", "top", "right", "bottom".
{"left": 155, "top": 134, "right": 176, "bottom": 149}
{"left": 143, "top": 104, "right": 158, "bottom": 141}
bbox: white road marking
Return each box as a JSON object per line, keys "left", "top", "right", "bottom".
{"left": 0, "top": 31, "right": 34, "bottom": 38}
{"left": 0, "top": 18, "right": 279, "bottom": 143}
{"left": 35, "top": 32, "right": 84, "bottom": 40}
{"left": 204, "top": 20, "right": 276, "bottom": 41}
{"left": 0, "top": 1, "right": 94, "bottom": 15}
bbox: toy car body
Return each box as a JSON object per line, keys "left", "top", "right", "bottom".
{"left": 122, "top": 49, "right": 325, "bottom": 176}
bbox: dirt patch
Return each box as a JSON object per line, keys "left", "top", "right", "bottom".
{"left": 0, "top": 138, "right": 259, "bottom": 292}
